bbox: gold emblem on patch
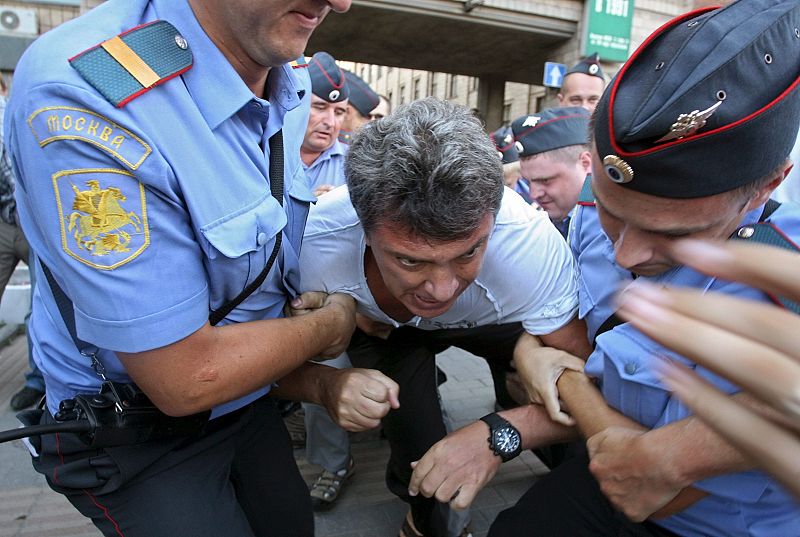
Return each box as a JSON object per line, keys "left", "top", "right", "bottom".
{"left": 54, "top": 169, "right": 149, "bottom": 270}
{"left": 655, "top": 100, "right": 722, "bottom": 143}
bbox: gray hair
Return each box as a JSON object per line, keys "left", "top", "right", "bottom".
{"left": 345, "top": 98, "right": 503, "bottom": 242}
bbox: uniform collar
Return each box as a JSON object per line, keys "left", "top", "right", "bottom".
{"left": 305, "top": 139, "right": 347, "bottom": 170}
{"left": 152, "top": 0, "right": 303, "bottom": 130}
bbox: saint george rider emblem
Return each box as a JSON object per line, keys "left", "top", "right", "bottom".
{"left": 53, "top": 169, "right": 150, "bottom": 270}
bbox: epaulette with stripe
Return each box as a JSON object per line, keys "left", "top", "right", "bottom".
{"left": 291, "top": 56, "right": 309, "bottom": 69}
{"left": 69, "top": 20, "right": 192, "bottom": 108}
{"left": 577, "top": 175, "right": 594, "bottom": 206}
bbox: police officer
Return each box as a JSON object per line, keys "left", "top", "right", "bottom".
{"left": 490, "top": 125, "right": 529, "bottom": 203}
{"left": 410, "top": 2, "right": 800, "bottom": 536}
{"left": 511, "top": 107, "right": 591, "bottom": 238}
{"left": 557, "top": 52, "right": 606, "bottom": 112}
{"left": 4, "top": 2, "right": 401, "bottom": 536}
{"left": 302, "top": 51, "right": 350, "bottom": 197}
{"left": 340, "top": 69, "right": 380, "bottom": 143}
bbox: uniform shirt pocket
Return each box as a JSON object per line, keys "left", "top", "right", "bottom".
{"left": 199, "top": 195, "right": 285, "bottom": 260}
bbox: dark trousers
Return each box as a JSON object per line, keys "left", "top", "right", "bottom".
{"left": 347, "top": 323, "right": 525, "bottom": 536}
{"left": 488, "top": 454, "right": 682, "bottom": 537}
{"left": 30, "top": 396, "right": 313, "bottom": 537}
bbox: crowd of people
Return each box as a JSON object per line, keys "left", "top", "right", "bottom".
{"left": 2, "top": 0, "right": 799, "bottom": 536}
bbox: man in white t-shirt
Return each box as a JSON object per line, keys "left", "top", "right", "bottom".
{"left": 293, "top": 98, "right": 591, "bottom": 537}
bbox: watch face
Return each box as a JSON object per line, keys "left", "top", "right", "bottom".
{"left": 492, "top": 426, "right": 521, "bottom": 454}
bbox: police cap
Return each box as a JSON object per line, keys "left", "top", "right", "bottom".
{"left": 511, "top": 107, "right": 590, "bottom": 158}
{"left": 308, "top": 51, "right": 349, "bottom": 103}
{"left": 491, "top": 126, "right": 518, "bottom": 164}
{"left": 594, "top": 0, "right": 800, "bottom": 198}
{"left": 565, "top": 52, "right": 605, "bottom": 81}
{"left": 343, "top": 70, "right": 379, "bottom": 117}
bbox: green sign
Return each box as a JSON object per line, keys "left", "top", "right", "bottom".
{"left": 584, "top": 0, "right": 635, "bottom": 63}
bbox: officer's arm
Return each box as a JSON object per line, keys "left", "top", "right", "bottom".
{"left": 117, "top": 293, "right": 355, "bottom": 417}
{"left": 558, "top": 371, "right": 710, "bottom": 519}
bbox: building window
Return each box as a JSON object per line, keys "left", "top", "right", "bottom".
{"left": 431, "top": 76, "right": 438, "bottom": 99}
{"left": 413, "top": 78, "right": 421, "bottom": 100}
{"left": 399, "top": 84, "right": 406, "bottom": 104}
{"left": 502, "top": 103, "right": 512, "bottom": 125}
{"left": 470, "top": 77, "right": 478, "bottom": 91}
{"left": 449, "top": 75, "right": 458, "bottom": 98}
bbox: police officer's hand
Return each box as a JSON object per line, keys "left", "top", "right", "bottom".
{"left": 313, "top": 184, "right": 336, "bottom": 197}
{"left": 408, "top": 420, "right": 502, "bottom": 510}
{"left": 616, "top": 238, "right": 800, "bottom": 500}
{"left": 512, "top": 332, "right": 585, "bottom": 426}
{"left": 320, "top": 368, "right": 399, "bottom": 431}
{"left": 288, "top": 291, "right": 357, "bottom": 359}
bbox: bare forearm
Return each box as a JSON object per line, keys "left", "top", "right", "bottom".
{"left": 557, "top": 370, "right": 638, "bottom": 438}
{"left": 270, "top": 362, "right": 335, "bottom": 405}
{"left": 118, "top": 303, "right": 352, "bottom": 415}
{"left": 499, "top": 403, "right": 579, "bottom": 449}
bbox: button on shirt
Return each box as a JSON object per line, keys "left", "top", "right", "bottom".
{"left": 570, "top": 200, "right": 800, "bottom": 537}
{"left": 303, "top": 139, "right": 347, "bottom": 192}
{"left": 300, "top": 186, "right": 579, "bottom": 335}
{"left": 5, "top": 0, "right": 315, "bottom": 418}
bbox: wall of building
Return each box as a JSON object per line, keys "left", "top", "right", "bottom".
{"left": 347, "top": 0, "right": 691, "bottom": 123}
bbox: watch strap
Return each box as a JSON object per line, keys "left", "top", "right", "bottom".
{"left": 480, "top": 412, "right": 511, "bottom": 430}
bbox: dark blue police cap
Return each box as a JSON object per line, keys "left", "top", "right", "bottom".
{"left": 308, "top": 51, "right": 349, "bottom": 103}
{"left": 511, "top": 107, "right": 590, "bottom": 157}
{"left": 491, "top": 126, "right": 518, "bottom": 164}
{"left": 595, "top": 0, "right": 800, "bottom": 198}
{"left": 565, "top": 53, "right": 605, "bottom": 81}
{"left": 343, "top": 70, "right": 379, "bottom": 117}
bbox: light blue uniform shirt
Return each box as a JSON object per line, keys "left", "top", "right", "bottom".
{"left": 5, "top": 0, "right": 315, "bottom": 418}
{"left": 570, "top": 199, "right": 800, "bottom": 536}
{"left": 303, "top": 139, "right": 347, "bottom": 192}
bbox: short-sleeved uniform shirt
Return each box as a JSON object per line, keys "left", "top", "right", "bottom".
{"left": 303, "top": 139, "right": 347, "bottom": 192}
{"left": 5, "top": 0, "right": 315, "bottom": 418}
{"left": 300, "top": 186, "right": 579, "bottom": 335}
{"left": 570, "top": 199, "right": 800, "bottom": 536}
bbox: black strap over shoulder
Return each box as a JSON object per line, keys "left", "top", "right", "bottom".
{"left": 208, "top": 129, "right": 285, "bottom": 326}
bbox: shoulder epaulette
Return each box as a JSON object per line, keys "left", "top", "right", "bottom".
{"left": 69, "top": 20, "right": 193, "bottom": 108}
{"left": 730, "top": 219, "right": 800, "bottom": 314}
{"left": 291, "top": 56, "right": 309, "bottom": 69}
{"left": 577, "top": 174, "right": 594, "bottom": 206}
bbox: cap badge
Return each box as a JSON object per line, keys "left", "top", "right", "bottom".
{"left": 515, "top": 141, "right": 524, "bottom": 152}
{"left": 329, "top": 89, "right": 341, "bottom": 101}
{"left": 522, "top": 115, "right": 541, "bottom": 128}
{"left": 655, "top": 100, "right": 722, "bottom": 143}
{"left": 589, "top": 64, "right": 599, "bottom": 75}
{"left": 503, "top": 134, "right": 513, "bottom": 145}
{"left": 497, "top": 151, "right": 504, "bottom": 159}
{"left": 603, "top": 155, "right": 634, "bottom": 184}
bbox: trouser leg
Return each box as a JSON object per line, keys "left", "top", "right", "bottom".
{"left": 348, "top": 328, "right": 452, "bottom": 536}
{"left": 488, "top": 453, "right": 683, "bottom": 537}
{"left": 32, "top": 397, "right": 312, "bottom": 537}
{"left": 303, "top": 352, "right": 353, "bottom": 472}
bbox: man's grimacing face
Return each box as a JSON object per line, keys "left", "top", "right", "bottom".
{"left": 366, "top": 214, "right": 495, "bottom": 318}
{"left": 590, "top": 147, "right": 769, "bottom": 277}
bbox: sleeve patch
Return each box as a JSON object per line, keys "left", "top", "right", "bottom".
{"left": 53, "top": 168, "right": 150, "bottom": 270}
{"left": 28, "top": 106, "right": 151, "bottom": 170}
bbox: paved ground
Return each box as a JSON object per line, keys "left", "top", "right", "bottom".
{"left": 0, "top": 333, "right": 547, "bottom": 537}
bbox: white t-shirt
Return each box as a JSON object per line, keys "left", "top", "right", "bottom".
{"left": 300, "top": 186, "right": 579, "bottom": 336}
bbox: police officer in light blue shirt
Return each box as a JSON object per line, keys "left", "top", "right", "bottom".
{"left": 488, "top": 1, "right": 800, "bottom": 536}
{"left": 302, "top": 51, "right": 349, "bottom": 197}
{"left": 3, "top": 1, "right": 403, "bottom": 536}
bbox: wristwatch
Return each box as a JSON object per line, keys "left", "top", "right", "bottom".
{"left": 479, "top": 413, "right": 522, "bottom": 462}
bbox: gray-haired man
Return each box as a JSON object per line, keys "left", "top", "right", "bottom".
{"left": 293, "top": 98, "right": 591, "bottom": 537}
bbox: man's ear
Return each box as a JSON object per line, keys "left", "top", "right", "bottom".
{"left": 579, "top": 151, "right": 592, "bottom": 174}
{"left": 746, "top": 159, "right": 791, "bottom": 210}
